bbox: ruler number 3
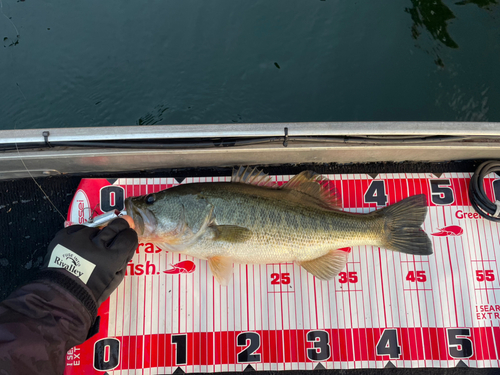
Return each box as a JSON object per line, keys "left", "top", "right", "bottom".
{"left": 306, "top": 330, "right": 331, "bottom": 361}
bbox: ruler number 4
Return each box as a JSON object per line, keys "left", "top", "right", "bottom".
{"left": 364, "top": 181, "right": 388, "bottom": 206}
{"left": 376, "top": 329, "right": 401, "bottom": 359}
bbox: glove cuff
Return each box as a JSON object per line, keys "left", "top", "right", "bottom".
{"left": 33, "top": 270, "right": 98, "bottom": 320}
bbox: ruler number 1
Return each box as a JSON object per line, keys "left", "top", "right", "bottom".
{"left": 171, "top": 334, "right": 187, "bottom": 365}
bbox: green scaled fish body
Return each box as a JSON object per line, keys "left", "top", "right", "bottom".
{"left": 125, "top": 167, "right": 433, "bottom": 284}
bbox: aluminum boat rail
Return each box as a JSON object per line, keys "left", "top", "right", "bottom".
{"left": 0, "top": 122, "right": 499, "bottom": 179}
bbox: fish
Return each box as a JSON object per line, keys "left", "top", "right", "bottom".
{"left": 125, "top": 167, "right": 433, "bottom": 284}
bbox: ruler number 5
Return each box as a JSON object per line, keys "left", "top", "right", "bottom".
{"left": 429, "top": 179, "right": 454, "bottom": 205}
{"left": 447, "top": 328, "right": 473, "bottom": 358}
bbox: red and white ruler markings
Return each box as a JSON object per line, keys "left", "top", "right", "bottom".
{"left": 64, "top": 173, "right": 500, "bottom": 374}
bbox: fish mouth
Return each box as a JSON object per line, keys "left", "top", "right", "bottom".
{"left": 125, "top": 198, "right": 157, "bottom": 237}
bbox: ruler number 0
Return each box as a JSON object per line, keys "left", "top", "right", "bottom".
{"left": 100, "top": 185, "right": 125, "bottom": 212}
{"left": 94, "top": 338, "right": 120, "bottom": 371}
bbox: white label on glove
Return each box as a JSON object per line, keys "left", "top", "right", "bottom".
{"left": 48, "top": 244, "right": 96, "bottom": 284}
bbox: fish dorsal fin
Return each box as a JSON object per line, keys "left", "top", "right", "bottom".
{"left": 231, "top": 166, "right": 277, "bottom": 188}
{"left": 298, "top": 249, "right": 349, "bottom": 280}
{"left": 281, "top": 171, "right": 340, "bottom": 209}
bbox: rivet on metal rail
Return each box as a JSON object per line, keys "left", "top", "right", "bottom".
{"left": 42, "top": 131, "right": 53, "bottom": 148}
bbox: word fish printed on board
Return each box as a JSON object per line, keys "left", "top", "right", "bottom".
{"left": 64, "top": 173, "right": 500, "bottom": 374}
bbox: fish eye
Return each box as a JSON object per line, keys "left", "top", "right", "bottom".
{"left": 145, "top": 194, "right": 156, "bottom": 204}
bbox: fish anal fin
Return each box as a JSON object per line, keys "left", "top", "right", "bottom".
{"left": 212, "top": 225, "right": 253, "bottom": 243}
{"left": 231, "top": 166, "right": 277, "bottom": 188}
{"left": 299, "top": 249, "right": 349, "bottom": 280}
{"left": 281, "top": 171, "right": 340, "bottom": 209}
{"left": 208, "top": 256, "right": 233, "bottom": 285}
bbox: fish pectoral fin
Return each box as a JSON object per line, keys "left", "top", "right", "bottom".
{"left": 298, "top": 249, "right": 349, "bottom": 280}
{"left": 208, "top": 256, "right": 233, "bottom": 285}
{"left": 212, "top": 225, "right": 253, "bottom": 243}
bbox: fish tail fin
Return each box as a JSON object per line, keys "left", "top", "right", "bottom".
{"left": 375, "top": 194, "right": 433, "bottom": 256}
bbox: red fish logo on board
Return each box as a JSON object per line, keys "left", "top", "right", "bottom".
{"left": 338, "top": 247, "right": 352, "bottom": 253}
{"left": 431, "top": 225, "right": 463, "bottom": 237}
{"left": 163, "top": 260, "right": 196, "bottom": 274}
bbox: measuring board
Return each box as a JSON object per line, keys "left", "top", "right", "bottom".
{"left": 63, "top": 173, "right": 500, "bottom": 374}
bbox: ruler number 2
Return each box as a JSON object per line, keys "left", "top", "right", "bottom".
{"left": 237, "top": 332, "right": 261, "bottom": 363}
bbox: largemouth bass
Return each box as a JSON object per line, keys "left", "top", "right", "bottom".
{"left": 125, "top": 167, "right": 432, "bottom": 284}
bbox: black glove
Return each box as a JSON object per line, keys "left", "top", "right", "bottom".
{"left": 40, "top": 218, "right": 138, "bottom": 311}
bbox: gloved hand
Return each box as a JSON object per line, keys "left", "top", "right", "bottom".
{"left": 41, "top": 217, "right": 138, "bottom": 307}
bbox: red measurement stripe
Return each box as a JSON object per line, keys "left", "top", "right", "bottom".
{"left": 115, "top": 327, "right": 500, "bottom": 369}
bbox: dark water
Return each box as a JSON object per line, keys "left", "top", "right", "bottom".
{"left": 0, "top": 0, "right": 499, "bottom": 130}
